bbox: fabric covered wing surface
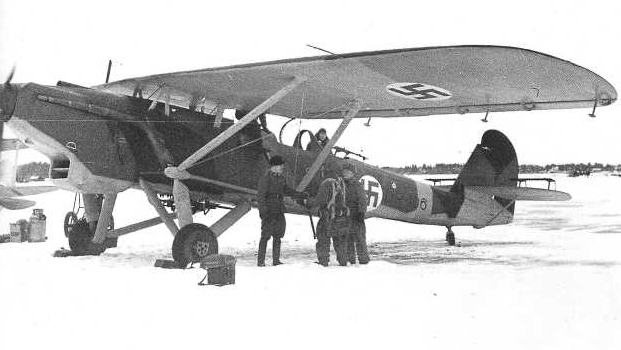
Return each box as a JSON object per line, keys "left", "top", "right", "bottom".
{"left": 95, "top": 46, "right": 617, "bottom": 119}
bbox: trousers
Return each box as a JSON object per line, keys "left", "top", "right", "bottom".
{"left": 258, "top": 215, "right": 286, "bottom": 265}
{"left": 347, "top": 220, "right": 369, "bottom": 264}
{"left": 315, "top": 217, "right": 349, "bottom": 266}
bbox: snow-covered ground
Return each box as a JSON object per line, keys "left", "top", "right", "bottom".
{"left": 1, "top": 174, "right": 620, "bottom": 350}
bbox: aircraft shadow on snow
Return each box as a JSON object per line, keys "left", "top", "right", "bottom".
{"left": 219, "top": 239, "right": 621, "bottom": 268}
{"left": 66, "top": 238, "right": 619, "bottom": 269}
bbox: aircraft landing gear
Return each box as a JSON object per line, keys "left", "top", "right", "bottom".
{"left": 63, "top": 193, "right": 85, "bottom": 238}
{"left": 446, "top": 226, "right": 456, "bottom": 246}
{"left": 60, "top": 193, "right": 116, "bottom": 256}
{"left": 67, "top": 218, "right": 106, "bottom": 255}
{"left": 172, "top": 223, "right": 219, "bottom": 268}
{"left": 63, "top": 211, "right": 79, "bottom": 238}
{"left": 64, "top": 211, "right": 114, "bottom": 240}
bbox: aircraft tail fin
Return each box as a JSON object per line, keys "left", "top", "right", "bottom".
{"left": 452, "top": 129, "right": 519, "bottom": 215}
{"left": 449, "top": 130, "right": 571, "bottom": 226}
{"left": 453, "top": 129, "right": 518, "bottom": 188}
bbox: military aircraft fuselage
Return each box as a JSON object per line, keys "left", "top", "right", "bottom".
{"left": 4, "top": 82, "right": 514, "bottom": 228}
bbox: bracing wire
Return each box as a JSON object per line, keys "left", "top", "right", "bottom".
{"left": 185, "top": 133, "right": 274, "bottom": 170}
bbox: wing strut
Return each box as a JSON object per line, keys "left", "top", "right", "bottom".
{"left": 296, "top": 100, "right": 362, "bottom": 192}
{"left": 210, "top": 200, "right": 251, "bottom": 237}
{"left": 140, "top": 178, "right": 179, "bottom": 235}
{"left": 92, "top": 193, "right": 117, "bottom": 244}
{"left": 168, "top": 75, "right": 307, "bottom": 176}
{"left": 164, "top": 76, "right": 307, "bottom": 229}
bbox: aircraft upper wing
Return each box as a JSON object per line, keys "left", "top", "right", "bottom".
{"left": 95, "top": 45, "right": 617, "bottom": 119}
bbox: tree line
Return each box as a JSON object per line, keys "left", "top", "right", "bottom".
{"left": 12, "top": 161, "right": 621, "bottom": 180}
{"left": 16, "top": 162, "right": 50, "bottom": 182}
{"left": 382, "top": 163, "right": 621, "bottom": 175}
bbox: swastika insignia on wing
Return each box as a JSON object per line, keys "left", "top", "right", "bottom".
{"left": 386, "top": 82, "right": 452, "bottom": 101}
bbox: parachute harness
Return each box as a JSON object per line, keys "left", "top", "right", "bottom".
{"left": 322, "top": 177, "right": 350, "bottom": 220}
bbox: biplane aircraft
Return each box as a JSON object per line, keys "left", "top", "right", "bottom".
{"left": 0, "top": 45, "right": 616, "bottom": 266}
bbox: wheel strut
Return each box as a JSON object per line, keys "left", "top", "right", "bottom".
{"left": 446, "top": 226, "right": 456, "bottom": 246}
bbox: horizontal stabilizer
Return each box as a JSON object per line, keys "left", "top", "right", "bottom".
{"left": 468, "top": 186, "right": 571, "bottom": 201}
{"left": 0, "top": 197, "right": 36, "bottom": 210}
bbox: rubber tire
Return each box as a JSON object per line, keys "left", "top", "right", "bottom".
{"left": 63, "top": 212, "right": 79, "bottom": 238}
{"left": 67, "top": 219, "right": 106, "bottom": 256}
{"left": 172, "top": 223, "right": 218, "bottom": 268}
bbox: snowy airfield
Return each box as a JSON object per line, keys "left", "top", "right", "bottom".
{"left": 1, "top": 174, "right": 620, "bottom": 350}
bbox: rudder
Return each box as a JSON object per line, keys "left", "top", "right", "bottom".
{"left": 452, "top": 130, "right": 518, "bottom": 214}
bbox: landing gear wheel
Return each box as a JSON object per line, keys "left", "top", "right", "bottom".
{"left": 63, "top": 212, "right": 79, "bottom": 238}
{"left": 446, "top": 227, "right": 456, "bottom": 246}
{"left": 172, "top": 223, "right": 218, "bottom": 268}
{"left": 67, "top": 218, "right": 106, "bottom": 256}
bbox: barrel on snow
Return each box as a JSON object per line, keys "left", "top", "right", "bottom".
{"left": 28, "top": 208, "right": 47, "bottom": 242}
{"left": 9, "top": 220, "right": 29, "bottom": 242}
{"left": 7, "top": 209, "right": 47, "bottom": 243}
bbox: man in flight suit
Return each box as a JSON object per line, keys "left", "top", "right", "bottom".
{"left": 257, "top": 155, "right": 305, "bottom": 266}
{"left": 341, "top": 163, "right": 370, "bottom": 265}
{"left": 305, "top": 170, "right": 350, "bottom": 266}
{"left": 306, "top": 128, "right": 330, "bottom": 153}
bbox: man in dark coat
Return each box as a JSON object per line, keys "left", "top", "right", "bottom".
{"left": 341, "top": 163, "right": 370, "bottom": 264}
{"left": 257, "top": 155, "right": 303, "bottom": 266}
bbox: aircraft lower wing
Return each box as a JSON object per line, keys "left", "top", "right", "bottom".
{"left": 0, "top": 185, "right": 57, "bottom": 197}
{"left": 0, "top": 185, "right": 57, "bottom": 210}
{"left": 95, "top": 45, "right": 617, "bottom": 119}
{"left": 0, "top": 197, "right": 36, "bottom": 210}
{"left": 468, "top": 186, "right": 571, "bottom": 201}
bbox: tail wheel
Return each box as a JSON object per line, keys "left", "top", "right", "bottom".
{"left": 172, "top": 223, "right": 218, "bottom": 268}
{"left": 63, "top": 212, "right": 79, "bottom": 238}
{"left": 67, "top": 218, "right": 106, "bottom": 256}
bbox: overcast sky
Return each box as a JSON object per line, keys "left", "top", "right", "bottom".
{"left": 1, "top": 0, "right": 619, "bottom": 167}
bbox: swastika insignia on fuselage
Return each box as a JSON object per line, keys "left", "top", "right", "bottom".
{"left": 359, "top": 175, "right": 383, "bottom": 212}
{"left": 386, "top": 82, "right": 452, "bottom": 101}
